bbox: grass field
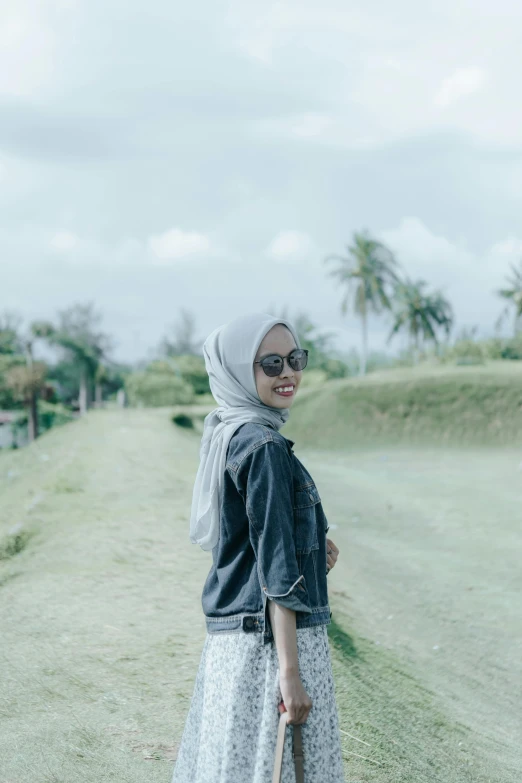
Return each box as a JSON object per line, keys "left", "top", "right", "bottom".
{"left": 1, "top": 372, "right": 521, "bottom": 781}
{"left": 284, "top": 361, "right": 522, "bottom": 449}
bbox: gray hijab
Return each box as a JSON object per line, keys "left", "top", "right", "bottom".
{"left": 189, "top": 312, "right": 301, "bottom": 551}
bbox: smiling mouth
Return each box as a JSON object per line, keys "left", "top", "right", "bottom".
{"left": 273, "top": 385, "right": 295, "bottom": 396}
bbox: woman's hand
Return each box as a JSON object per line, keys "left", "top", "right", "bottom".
{"left": 279, "top": 672, "right": 313, "bottom": 725}
{"left": 326, "top": 537, "right": 339, "bottom": 574}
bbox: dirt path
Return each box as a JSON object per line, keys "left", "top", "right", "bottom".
{"left": 1, "top": 409, "right": 519, "bottom": 782}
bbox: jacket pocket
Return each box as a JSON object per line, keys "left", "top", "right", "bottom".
{"left": 293, "top": 483, "right": 321, "bottom": 554}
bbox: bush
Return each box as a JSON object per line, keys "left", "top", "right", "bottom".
{"left": 0, "top": 355, "right": 22, "bottom": 408}
{"left": 441, "top": 339, "right": 486, "bottom": 365}
{"left": 172, "top": 413, "right": 194, "bottom": 429}
{"left": 321, "top": 357, "right": 351, "bottom": 379}
{"left": 480, "top": 338, "right": 505, "bottom": 360}
{"left": 298, "top": 369, "right": 329, "bottom": 389}
{"left": 125, "top": 370, "right": 195, "bottom": 407}
{"left": 500, "top": 334, "right": 522, "bottom": 360}
{"left": 438, "top": 333, "right": 522, "bottom": 365}
{"left": 366, "top": 351, "right": 397, "bottom": 373}
{"left": 39, "top": 400, "right": 76, "bottom": 430}
{"left": 13, "top": 401, "right": 75, "bottom": 436}
{"left": 169, "top": 355, "right": 210, "bottom": 395}
{"left": 0, "top": 523, "right": 33, "bottom": 560}
{"left": 147, "top": 356, "right": 210, "bottom": 395}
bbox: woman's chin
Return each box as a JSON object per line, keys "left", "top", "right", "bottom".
{"left": 271, "top": 394, "right": 294, "bottom": 408}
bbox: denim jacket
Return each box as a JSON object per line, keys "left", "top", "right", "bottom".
{"left": 201, "top": 421, "right": 331, "bottom": 646}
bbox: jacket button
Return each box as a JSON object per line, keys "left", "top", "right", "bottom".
{"left": 243, "top": 617, "right": 254, "bottom": 630}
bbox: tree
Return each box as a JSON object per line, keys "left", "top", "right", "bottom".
{"left": 158, "top": 308, "right": 203, "bottom": 357}
{"left": 5, "top": 361, "right": 47, "bottom": 442}
{"left": 387, "top": 279, "right": 454, "bottom": 360}
{"left": 94, "top": 364, "right": 108, "bottom": 407}
{"left": 497, "top": 261, "right": 522, "bottom": 336}
{"left": 0, "top": 310, "right": 24, "bottom": 355}
{"left": 1, "top": 315, "right": 49, "bottom": 442}
{"left": 34, "top": 303, "right": 112, "bottom": 415}
{"left": 323, "top": 231, "right": 400, "bottom": 375}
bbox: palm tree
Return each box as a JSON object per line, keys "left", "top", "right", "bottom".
{"left": 387, "top": 279, "right": 454, "bottom": 360}
{"left": 324, "top": 231, "right": 400, "bottom": 375}
{"left": 497, "top": 261, "right": 522, "bottom": 336}
{"left": 34, "top": 303, "right": 112, "bottom": 415}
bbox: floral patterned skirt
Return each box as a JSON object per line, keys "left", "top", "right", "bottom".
{"left": 170, "top": 623, "right": 346, "bottom": 782}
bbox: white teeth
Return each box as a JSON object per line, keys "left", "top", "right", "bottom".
{"left": 274, "top": 386, "right": 294, "bottom": 392}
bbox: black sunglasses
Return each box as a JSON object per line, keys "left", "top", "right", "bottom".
{"left": 254, "top": 348, "right": 309, "bottom": 377}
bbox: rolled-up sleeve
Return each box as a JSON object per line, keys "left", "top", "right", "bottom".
{"left": 235, "top": 440, "right": 312, "bottom": 615}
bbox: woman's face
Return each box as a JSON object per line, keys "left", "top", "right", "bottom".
{"left": 253, "top": 324, "right": 302, "bottom": 408}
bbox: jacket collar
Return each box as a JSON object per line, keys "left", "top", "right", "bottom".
{"left": 264, "top": 423, "right": 295, "bottom": 449}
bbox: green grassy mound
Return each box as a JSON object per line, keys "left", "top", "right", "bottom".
{"left": 284, "top": 361, "right": 522, "bottom": 448}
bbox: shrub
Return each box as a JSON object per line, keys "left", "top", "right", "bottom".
{"left": 172, "top": 413, "right": 194, "bottom": 429}
{"left": 147, "top": 356, "right": 210, "bottom": 395}
{"left": 500, "top": 334, "right": 522, "bottom": 360}
{"left": 38, "top": 401, "right": 76, "bottom": 430}
{"left": 481, "top": 338, "right": 505, "bottom": 360}
{"left": 13, "top": 401, "right": 75, "bottom": 436}
{"left": 299, "top": 369, "right": 329, "bottom": 388}
{"left": 321, "top": 357, "right": 351, "bottom": 379}
{"left": 0, "top": 524, "right": 33, "bottom": 560}
{"left": 169, "top": 355, "right": 210, "bottom": 395}
{"left": 0, "top": 355, "right": 22, "bottom": 408}
{"left": 442, "top": 339, "right": 486, "bottom": 365}
{"left": 125, "top": 370, "right": 195, "bottom": 407}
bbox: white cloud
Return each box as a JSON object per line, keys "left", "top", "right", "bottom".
{"left": 381, "top": 217, "right": 522, "bottom": 290}
{"left": 434, "top": 67, "right": 487, "bottom": 108}
{"left": 50, "top": 231, "right": 78, "bottom": 252}
{"left": 47, "top": 231, "right": 145, "bottom": 265}
{"left": 0, "top": 11, "right": 52, "bottom": 96}
{"left": 488, "top": 237, "right": 522, "bottom": 259}
{"left": 379, "top": 216, "right": 521, "bottom": 335}
{"left": 147, "top": 228, "right": 212, "bottom": 263}
{"left": 0, "top": 1, "right": 77, "bottom": 97}
{"left": 380, "top": 217, "right": 474, "bottom": 281}
{"left": 265, "top": 230, "right": 314, "bottom": 263}
{"left": 230, "top": 2, "right": 522, "bottom": 146}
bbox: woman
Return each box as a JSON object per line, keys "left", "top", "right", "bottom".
{"left": 171, "top": 312, "right": 345, "bottom": 782}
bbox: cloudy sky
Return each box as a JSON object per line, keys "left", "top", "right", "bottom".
{"left": 2, "top": 0, "right": 522, "bottom": 362}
